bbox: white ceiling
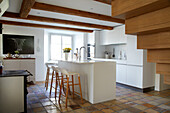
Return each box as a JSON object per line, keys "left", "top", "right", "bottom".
{"left": 1, "top": 0, "right": 123, "bottom": 32}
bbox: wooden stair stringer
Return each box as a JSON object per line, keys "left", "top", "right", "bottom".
{"left": 125, "top": 7, "right": 170, "bottom": 35}
{"left": 164, "top": 75, "right": 170, "bottom": 85}
{"left": 147, "top": 49, "right": 170, "bottom": 63}
{"left": 137, "top": 31, "right": 170, "bottom": 49}
{"left": 156, "top": 63, "right": 170, "bottom": 75}
{"left": 112, "top": 1, "right": 170, "bottom": 85}
{"left": 112, "top": 0, "right": 170, "bottom": 19}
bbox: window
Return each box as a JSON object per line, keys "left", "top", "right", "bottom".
{"left": 50, "top": 34, "right": 72, "bottom": 60}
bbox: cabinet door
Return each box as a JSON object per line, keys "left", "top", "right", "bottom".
{"left": 20, "top": 60, "right": 35, "bottom": 82}
{"left": 3, "top": 60, "right": 20, "bottom": 70}
{"left": 100, "top": 25, "right": 126, "bottom": 45}
{"left": 100, "top": 30, "right": 108, "bottom": 45}
{"left": 126, "top": 65, "right": 143, "bottom": 88}
{"left": 116, "top": 64, "right": 127, "bottom": 84}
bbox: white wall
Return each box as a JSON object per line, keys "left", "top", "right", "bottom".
{"left": 95, "top": 31, "right": 105, "bottom": 58}
{"left": 73, "top": 33, "right": 84, "bottom": 52}
{"left": 0, "top": 25, "right": 45, "bottom": 81}
{"left": 44, "top": 30, "right": 50, "bottom": 62}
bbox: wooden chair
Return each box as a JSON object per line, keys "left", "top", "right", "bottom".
{"left": 59, "top": 68, "right": 83, "bottom": 108}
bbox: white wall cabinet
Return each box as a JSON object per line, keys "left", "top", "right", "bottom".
{"left": 100, "top": 25, "right": 126, "bottom": 45}
{"left": 3, "top": 59, "right": 35, "bottom": 82}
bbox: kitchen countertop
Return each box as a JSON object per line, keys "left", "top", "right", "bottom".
{"left": 58, "top": 59, "right": 116, "bottom": 64}
{"left": 0, "top": 70, "right": 32, "bottom": 77}
{"left": 92, "top": 58, "right": 127, "bottom": 64}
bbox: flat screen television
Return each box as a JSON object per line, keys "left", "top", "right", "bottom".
{"left": 3, "top": 34, "right": 34, "bottom": 54}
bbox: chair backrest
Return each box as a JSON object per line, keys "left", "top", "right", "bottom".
{"left": 60, "top": 68, "right": 69, "bottom": 75}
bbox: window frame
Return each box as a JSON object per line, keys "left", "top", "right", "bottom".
{"left": 49, "top": 33, "right": 73, "bottom": 61}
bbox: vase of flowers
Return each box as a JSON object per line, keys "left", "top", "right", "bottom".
{"left": 14, "top": 50, "right": 20, "bottom": 58}
{"left": 63, "top": 48, "right": 72, "bottom": 60}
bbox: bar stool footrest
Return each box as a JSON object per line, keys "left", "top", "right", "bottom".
{"left": 74, "top": 91, "right": 81, "bottom": 95}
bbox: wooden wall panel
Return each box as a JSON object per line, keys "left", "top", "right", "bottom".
{"left": 147, "top": 49, "right": 170, "bottom": 63}
{"left": 137, "top": 31, "right": 170, "bottom": 49}
{"left": 156, "top": 63, "right": 170, "bottom": 75}
{"left": 112, "top": 0, "right": 170, "bottom": 19}
{"left": 125, "top": 7, "right": 170, "bottom": 34}
{"left": 164, "top": 75, "right": 170, "bottom": 85}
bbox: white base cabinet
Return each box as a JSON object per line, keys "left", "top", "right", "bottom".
{"left": 115, "top": 35, "right": 155, "bottom": 89}
{"left": 3, "top": 59, "right": 35, "bottom": 82}
{"left": 126, "top": 65, "right": 143, "bottom": 88}
{"left": 0, "top": 76, "right": 25, "bottom": 113}
{"left": 116, "top": 63, "right": 154, "bottom": 89}
{"left": 116, "top": 64, "right": 127, "bottom": 84}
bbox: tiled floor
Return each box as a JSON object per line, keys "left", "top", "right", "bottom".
{"left": 27, "top": 83, "right": 170, "bottom": 113}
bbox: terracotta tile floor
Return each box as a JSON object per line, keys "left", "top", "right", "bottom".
{"left": 27, "top": 83, "right": 170, "bottom": 113}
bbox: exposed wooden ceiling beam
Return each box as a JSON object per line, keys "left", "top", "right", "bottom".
{"left": 20, "top": 0, "right": 35, "bottom": 18}
{"left": 94, "top": 0, "right": 112, "bottom": 5}
{"left": 0, "top": 20, "right": 93, "bottom": 33}
{"left": 32, "top": 2, "right": 125, "bottom": 24}
{"left": 3, "top": 12, "right": 114, "bottom": 30}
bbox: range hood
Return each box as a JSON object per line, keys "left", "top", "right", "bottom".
{"left": 0, "top": 0, "right": 9, "bottom": 17}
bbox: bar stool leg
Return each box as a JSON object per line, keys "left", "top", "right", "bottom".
{"left": 50, "top": 71, "right": 54, "bottom": 96}
{"left": 59, "top": 76, "right": 63, "bottom": 103}
{"left": 45, "top": 68, "right": 50, "bottom": 90}
{"left": 65, "top": 76, "right": 70, "bottom": 108}
{"left": 72, "top": 75, "right": 74, "bottom": 98}
{"left": 66, "top": 75, "right": 71, "bottom": 95}
{"left": 78, "top": 75, "right": 83, "bottom": 103}
{"left": 55, "top": 72, "right": 58, "bottom": 99}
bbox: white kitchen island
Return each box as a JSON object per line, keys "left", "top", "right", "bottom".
{"left": 58, "top": 60, "right": 116, "bottom": 104}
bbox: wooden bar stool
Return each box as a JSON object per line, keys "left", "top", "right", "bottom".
{"left": 49, "top": 66, "right": 61, "bottom": 99}
{"left": 45, "top": 63, "right": 51, "bottom": 90}
{"left": 59, "top": 68, "right": 83, "bottom": 108}
{"left": 45, "top": 63, "right": 58, "bottom": 90}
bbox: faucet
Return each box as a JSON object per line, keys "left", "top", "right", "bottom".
{"left": 79, "top": 46, "right": 86, "bottom": 60}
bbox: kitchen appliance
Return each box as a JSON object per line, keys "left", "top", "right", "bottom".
{"left": 104, "top": 51, "right": 109, "bottom": 59}
{"left": 119, "top": 51, "right": 122, "bottom": 59}
{"left": 87, "top": 44, "right": 95, "bottom": 59}
{"left": 122, "top": 50, "right": 127, "bottom": 60}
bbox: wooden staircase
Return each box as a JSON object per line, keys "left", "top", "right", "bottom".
{"left": 112, "top": 0, "right": 170, "bottom": 85}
